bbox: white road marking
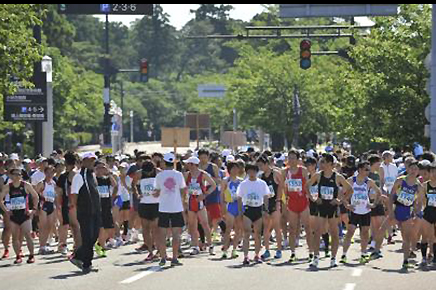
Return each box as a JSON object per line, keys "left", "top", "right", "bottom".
{"left": 343, "top": 283, "right": 356, "bottom": 290}
{"left": 352, "top": 268, "right": 363, "bottom": 277}
{"left": 119, "top": 266, "right": 161, "bottom": 284}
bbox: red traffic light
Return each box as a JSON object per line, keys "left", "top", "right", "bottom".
{"left": 300, "top": 39, "right": 311, "bottom": 50}
{"left": 140, "top": 59, "right": 148, "bottom": 74}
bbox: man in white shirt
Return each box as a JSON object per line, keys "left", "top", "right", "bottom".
{"left": 153, "top": 152, "right": 186, "bottom": 267}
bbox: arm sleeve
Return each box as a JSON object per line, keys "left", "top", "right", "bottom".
{"left": 71, "top": 173, "right": 83, "bottom": 195}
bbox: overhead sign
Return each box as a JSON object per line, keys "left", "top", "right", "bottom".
{"left": 4, "top": 72, "right": 47, "bottom": 122}
{"left": 280, "top": 4, "right": 398, "bottom": 18}
{"left": 161, "top": 127, "right": 190, "bottom": 148}
{"left": 58, "top": 4, "right": 153, "bottom": 15}
{"left": 198, "top": 84, "right": 226, "bottom": 98}
{"left": 185, "top": 113, "right": 210, "bottom": 129}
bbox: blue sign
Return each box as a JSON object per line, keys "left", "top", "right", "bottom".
{"left": 100, "top": 4, "right": 111, "bottom": 13}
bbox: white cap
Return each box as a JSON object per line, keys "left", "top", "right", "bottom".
{"left": 222, "top": 149, "right": 232, "bottom": 158}
{"left": 183, "top": 156, "right": 200, "bottom": 165}
{"left": 226, "top": 155, "right": 235, "bottom": 162}
{"left": 382, "top": 150, "right": 394, "bottom": 157}
{"left": 119, "top": 162, "right": 129, "bottom": 168}
{"left": 306, "top": 150, "right": 315, "bottom": 158}
{"left": 23, "top": 158, "right": 32, "bottom": 163}
{"left": 82, "top": 152, "right": 97, "bottom": 160}
{"left": 10, "top": 153, "right": 19, "bottom": 161}
{"left": 163, "top": 152, "right": 175, "bottom": 163}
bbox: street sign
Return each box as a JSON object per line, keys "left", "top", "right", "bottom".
{"left": 221, "top": 131, "right": 246, "bottom": 148}
{"left": 161, "top": 127, "right": 190, "bottom": 148}
{"left": 198, "top": 84, "right": 226, "bottom": 98}
{"left": 4, "top": 71, "right": 47, "bottom": 122}
{"left": 185, "top": 113, "right": 210, "bottom": 129}
{"left": 280, "top": 4, "right": 398, "bottom": 18}
{"left": 58, "top": 4, "right": 153, "bottom": 15}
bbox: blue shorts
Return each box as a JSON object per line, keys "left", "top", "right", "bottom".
{"left": 227, "top": 201, "right": 243, "bottom": 217}
{"left": 394, "top": 204, "right": 412, "bottom": 222}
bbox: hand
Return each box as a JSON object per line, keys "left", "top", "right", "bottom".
{"left": 197, "top": 194, "right": 205, "bottom": 202}
{"left": 315, "top": 198, "right": 322, "bottom": 205}
{"left": 27, "top": 209, "right": 35, "bottom": 217}
{"left": 152, "top": 191, "right": 160, "bottom": 198}
{"left": 330, "top": 198, "right": 340, "bottom": 206}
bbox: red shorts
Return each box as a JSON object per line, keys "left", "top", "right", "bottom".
{"left": 287, "top": 193, "right": 309, "bottom": 214}
{"left": 206, "top": 203, "right": 222, "bottom": 220}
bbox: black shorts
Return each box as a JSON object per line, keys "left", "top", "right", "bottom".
{"left": 61, "top": 206, "right": 69, "bottom": 225}
{"left": 318, "top": 204, "right": 339, "bottom": 219}
{"left": 139, "top": 203, "right": 159, "bottom": 221}
{"left": 263, "top": 197, "right": 279, "bottom": 215}
{"left": 11, "top": 213, "right": 30, "bottom": 225}
{"left": 244, "top": 205, "right": 263, "bottom": 223}
{"left": 423, "top": 208, "right": 436, "bottom": 224}
{"left": 309, "top": 201, "right": 319, "bottom": 216}
{"left": 121, "top": 201, "right": 130, "bottom": 211}
{"left": 42, "top": 202, "right": 55, "bottom": 216}
{"left": 349, "top": 212, "right": 371, "bottom": 227}
{"left": 101, "top": 208, "right": 114, "bottom": 229}
{"left": 158, "top": 212, "right": 185, "bottom": 228}
{"left": 339, "top": 204, "right": 349, "bottom": 214}
{"left": 370, "top": 203, "right": 385, "bottom": 217}
{"left": 132, "top": 194, "right": 140, "bottom": 212}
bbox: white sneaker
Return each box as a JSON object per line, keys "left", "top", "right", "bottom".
{"left": 310, "top": 256, "right": 319, "bottom": 268}
{"left": 108, "top": 238, "right": 116, "bottom": 248}
{"left": 330, "top": 258, "right": 338, "bottom": 268}
{"left": 115, "top": 237, "right": 124, "bottom": 248}
{"left": 132, "top": 229, "right": 140, "bottom": 243}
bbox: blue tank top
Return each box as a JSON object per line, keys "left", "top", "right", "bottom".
{"left": 395, "top": 178, "right": 418, "bottom": 207}
{"left": 227, "top": 177, "right": 242, "bottom": 202}
{"left": 205, "top": 163, "right": 220, "bottom": 204}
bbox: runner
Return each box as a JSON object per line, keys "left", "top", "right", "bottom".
{"left": 237, "top": 163, "right": 272, "bottom": 265}
{"left": 117, "top": 162, "right": 131, "bottom": 245}
{"left": 283, "top": 149, "right": 313, "bottom": 263}
{"left": 421, "top": 162, "right": 436, "bottom": 265}
{"left": 133, "top": 159, "right": 160, "bottom": 261}
{"left": 95, "top": 161, "right": 118, "bottom": 258}
{"left": 0, "top": 168, "right": 39, "bottom": 264}
{"left": 55, "top": 151, "right": 81, "bottom": 255}
{"left": 306, "top": 153, "right": 352, "bottom": 268}
{"left": 153, "top": 153, "right": 186, "bottom": 267}
{"left": 257, "top": 154, "right": 284, "bottom": 260}
{"left": 184, "top": 156, "right": 216, "bottom": 256}
{"left": 35, "top": 166, "right": 58, "bottom": 254}
{"left": 220, "top": 161, "right": 243, "bottom": 259}
{"left": 341, "top": 161, "right": 381, "bottom": 264}
{"left": 0, "top": 160, "right": 12, "bottom": 259}
{"left": 340, "top": 155, "right": 357, "bottom": 242}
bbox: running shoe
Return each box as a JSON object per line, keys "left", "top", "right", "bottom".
{"left": 409, "top": 251, "right": 417, "bottom": 259}
{"left": 308, "top": 253, "right": 314, "bottom": 262}
{"left": 171, "top": 259, "right": 183, "bottom": 266}
{"left": 254, "top": 255, "right": 262, "bottom": 263}
{"left": 330, "top": 258, "right": 338, "bottom": 268}
{"left": 231, "top": 249, "right": 239, "bottom": 259}
{"left": 101, "top": 249, "right": 107, "bottom": 258}
{"left": 325, "top": 250, "right": 331, "bottom": 258}
{"left": 190, "top": 247, "right": 200, "bottom": 256}
{"left": 69, "top": 256, "right": 83, "bottom": 270}
{"left": 14, "top": 256, "right": 23, "bottom": 264}
{"left": 243, "top": 257, "right": 250, "bottom": 265}
{"left": 261, "top": 250, "right": 271, "bottom": 260}
{"left": 274, "top": 250, "right": 282, "bottom": 259}
{"left": 310, "top": 256, "right": 319, "bottom": 268}
{"left": 289, "top": 253, "right": 297, "bottom": 263}
{"left": 27, "top": 255, "right": 35, "bottom": 264}
{"left": 159, "top": 258, "right": 166, "bottom": 267}
{"left": 178, "top": 248, "right": 185, "bottom": 258}
{"left": 370, "top": 251, "right": 383, "bottom": 260}
{"left": 209, "top": 246, "right": 215, "bottom": 256}
{"left": 359, "top": 255, "right": 369, "bottom": 264}
{"left": 94, "top": 243, "right": 104, "bottom": 257}
{"left": 221, "top": 251, "right": 228, "bottom": 259}
{"left": 135, "top": 244, "right": 148, "bottom": 252}
{"left": 1, "top": 249, "right": 9, "bottom": 259}
{"left": 402, "top": 260, "right": 414, "bottom": 269}
{"left": 340, "top": 255, "right": 347, "bottom": 264}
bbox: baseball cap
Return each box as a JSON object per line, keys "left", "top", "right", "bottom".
{"left": 10, "top": 153, "right": 19, "bottom": 161}
{"left": 226, "top": 155, "right": 235, "bottom": 162}
{"left": 382, "top": 150, "right": 394, "bottom": 157}
{"left": 183, "top": 156, "right": 200, "bottom": 165}
{"left": 222, "top": 149, "right": 232, "bottom": 158}
{"left": 163, "top": 152, "right": 175, "bottom": 163}
{"left": 418, "top": 159, "right": 431, "bottom": 169}
{"left": 82, "top": 152, "right": 97, "bottom": 160}
{"left": 23, "top": 158, "right": 32, "bottom": 164}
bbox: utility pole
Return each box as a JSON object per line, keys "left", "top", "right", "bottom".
{"left": 33, "top": 24, "right": 43, "bottom": 156}
{"left": 103, "top": 14, "right": 111, "bottom": 150}
{"left": 130, "top": 110, "right": 134, "bottom": 143}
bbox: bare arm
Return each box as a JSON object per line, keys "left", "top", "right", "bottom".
{"left": 0, "top": 184, "right": 8, "bottom": 213}
{"left": 25, "top": 182, "right": 39, "bottom": 215}
{"left": 273, "top": 169, "right": 284, "bottom": 203}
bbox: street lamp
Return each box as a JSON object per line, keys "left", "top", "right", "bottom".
{"left": 41, "top": 55, "right": 53, "bottom": 157}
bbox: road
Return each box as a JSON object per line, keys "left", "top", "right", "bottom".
{"left": 0, "top": 230, "right": 435, "bottom": 290}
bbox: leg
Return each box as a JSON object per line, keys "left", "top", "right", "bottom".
{"left": 342, "top": 224, "right": 357, "bottom": 256}
{"left": 198, "top": 209, "right": 212, "bottom": 246}
{"left": 69, "top": 208, "right": 81, "bottom": 250}
{"left": 242, "top": 216, "right": 252, "bottom": 258}
{"left": 188, "top": 211, "right": 199, "bottom": 248}
{"left": 38, "top": 211, "right": 48, "bottom": 248}
{"left": 262, "top": 214, "right": 272, "bottom": 251}
{"left": 20, "top": 219, "right": 34, "bottom": 256}
{"left": 300, "top": 208, "right": 312, "bottom": 254}
{"left": 1, "top": 213, "right": 12, "bottom": 253}
{"left": 328, "top": 217, "right": 340, "bottom": 259}
{"left": 171, "top": 227, "right": 182, "bottom": 258}
{"left": 400, "top": 219, "right": 414, "bottom": 263}
{"left": 253, "top": 218, "right": 263, "bottom": 256}
{"left": 272, "top": 210, "right": 283, "bottom": 251}
{"left": 287, "top": 210, "right": 299, "bottom": 254}
{"left": 222, "top": 213, "right": 235, "bottom": 252}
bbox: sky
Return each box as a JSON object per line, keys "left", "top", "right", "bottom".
{"left": 95, "top": 4, "right": 375, "bottom": 29}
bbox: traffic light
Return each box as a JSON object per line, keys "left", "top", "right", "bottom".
{"left": 140, "top": 58, "right": 148, "bottom": 82}
{"left": 300, "top": 39, "right": 311, "bottom": 70}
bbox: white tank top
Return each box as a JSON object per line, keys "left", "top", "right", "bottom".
{"left": 351, "top": 176, "right": 370, "bottom": 215}
{"left": 382, "top": 162, "right": 397, "bottom": 194}
{"left": 118, "top": 177, "right": 130, "bottom": 202}
{"left": 139, "top": 177, "right": 159, "bottom": 204}
{"left": 43, "top": 180, "right": 56, "bottom": 203}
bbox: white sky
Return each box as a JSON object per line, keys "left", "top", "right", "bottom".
{"left": 95, "top": 4, "right": 374, "bottom": 29}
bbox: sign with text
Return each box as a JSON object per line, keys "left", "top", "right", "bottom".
{"left": 58, "top": 4, "right": 153, "bottom": 15}
{"left": 4, "top": 72, "right": 47, "bottom": 122}
{"left": 198, "top": 84, "right": 226, "bottom": 98}
{"left": 280, "top": 4, "right": 398, "bottom": 18}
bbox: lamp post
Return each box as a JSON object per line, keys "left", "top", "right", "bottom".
{"left": 41, "top": 56, "right": 53, "bottom": 157}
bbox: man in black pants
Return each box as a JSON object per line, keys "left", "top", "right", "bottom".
{"left": 69, "top": 152, "right": 101, "bottom": 274}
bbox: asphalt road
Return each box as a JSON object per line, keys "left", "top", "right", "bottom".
{"left": 1, "top": 230, "right": 435, "bottom": 290}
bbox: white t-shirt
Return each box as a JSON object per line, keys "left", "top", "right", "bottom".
{"left": 237, "top": 178, "right": 270, "bottom": 207}
{"left": 31, "top": 170, "right": 45, "bottom": 186}
{"left": 381, "top": 162, "right": 398, "bottom": 194}
{"left": 71, "top": 169, "right": 97, "bottom": 195}
{"left": 154, "top": 170, "right": 186, "bottom": 213}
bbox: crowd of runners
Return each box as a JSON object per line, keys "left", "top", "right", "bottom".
{"left": 1, "top": 145, "right": 436, "bottom": 273}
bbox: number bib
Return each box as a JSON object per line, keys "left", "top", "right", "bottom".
{"left": 188, "top": 182, "right": 202, "bottom": 196}
{"left": 245, "top": 192, "right": 261, "bottom": 207}
{"left": 44, "top": 189, "right": 56, "bottom": 203}
{"left": 268, "top": 185, "right": 275, "bottom": 197}
{"left": 397, "top": 191, "right": 415, "bottom": 207}
{"left": 287, "top": 179, "right": 303, "bottom": 192}
{"left": 351, "top": 193, "right": 368, "bottom": 206}
{"left": 140, "top": 180, "right": 154, "bottom": 197}
{"left": 428, "top": 194, "right": 436, "bottom": 207}
{"left": 10, "top": 196, "right": 26, "bottom": 210}
{"left": 320, "top": 186, "right": 334, "bottom": 200}
{"left": 309, "top": 186, "right": 318, "bottom": 199}
{"left": 98, "top": 185, "right": 110, "bottom": 198}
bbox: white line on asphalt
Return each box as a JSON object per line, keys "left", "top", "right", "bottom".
{"left": 119, "top": 266, "right": 161, "bottom": 284}
{"left": 343, "top": 283, "right": 356, "bottom": 290}
{"left": 351, "top": 268, "right": 363, "bottom": 277}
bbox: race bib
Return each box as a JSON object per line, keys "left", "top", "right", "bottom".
{"left": 268, "top": 185, "right": 275, "bottom": 197}
{"left": 140, "top": 180, "right": 155, "bottom": 197}
{"left": 10, "top": 196, "right": 26, "bottom": 210}
{"left": 245, "top": 192, "right": 261, "bottom": 207}
{"left": 428, "top": 194, "right": 436, "bottom": 207}
{"left": 351, "top": 193, "right": 368, "bottom": 206}
{"left": 98, "top": 185, "right": 110, "bottom": 198}
{"left": 320, "top": 186, "right": 334, "bottom": 200}
{"left": 44, "top": 189, "right": 56, "bottom": 203}
{"left": 397, "top": 191, "right": 414, "bottom": 207}
{"left": 287, "top": 179, "right": 303, "bottom": 192}
{"left": 121, "top": 189, "right": 130, "bottom": 202}
{"left": 309, "top": 186, "right": 318, "bottom": 199}
{"left": 188, "top": 182, "right": 202, "bottom": 196}
{"left": 385, "top": 177, "right": 395, "bottom": 187}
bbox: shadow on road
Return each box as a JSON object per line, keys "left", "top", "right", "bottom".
{"left": 50, "top": 271, "right": 86, "bottom": 279}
